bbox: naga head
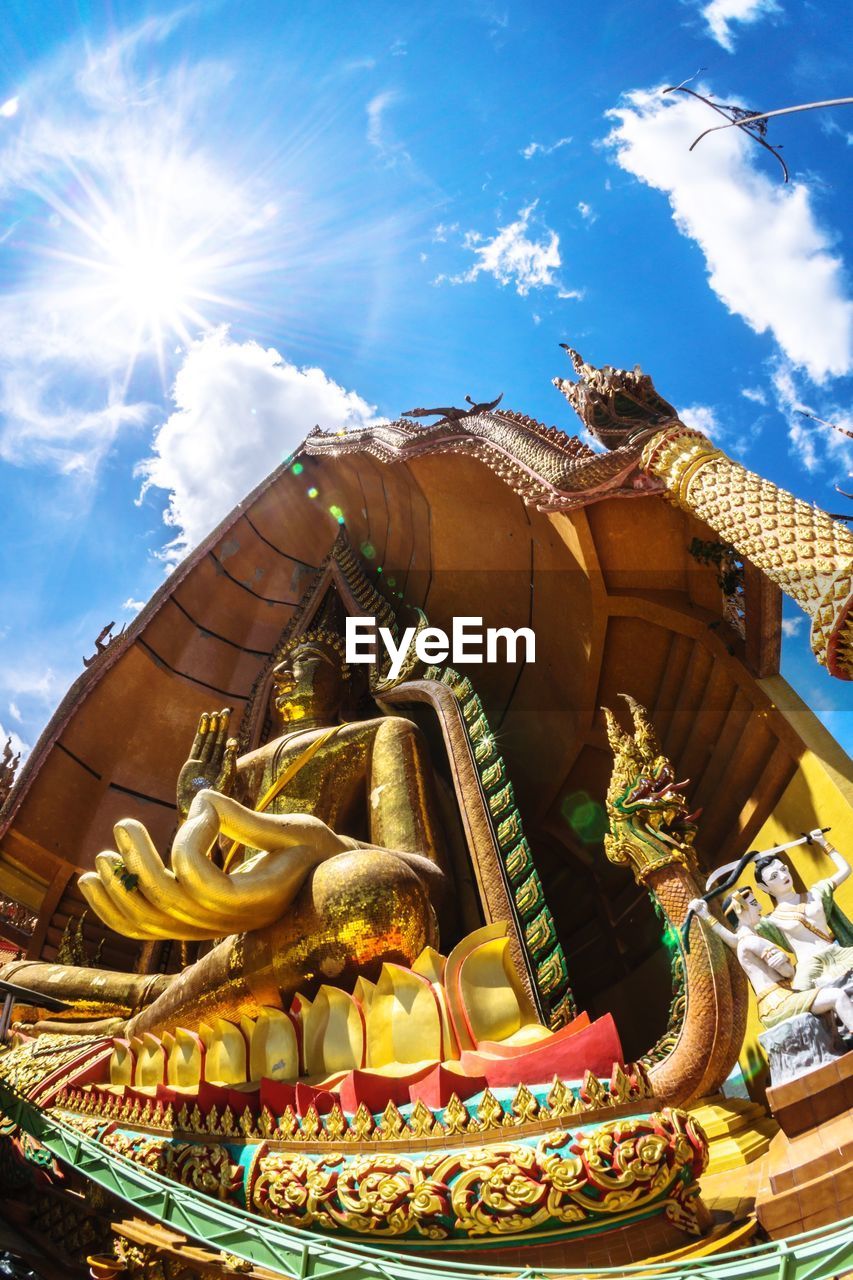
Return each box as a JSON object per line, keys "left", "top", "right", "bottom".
{"left": 553, "top": 348, "right": 678, "bottom": 451}
{"left": 603, "top": 695, "right": 699, "bottom": 882}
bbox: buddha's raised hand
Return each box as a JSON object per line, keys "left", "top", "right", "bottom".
{"left": 79, "top": 789, "right": 357, "bottom": 941}
{"left": 176, "top": 709, "right": 238, "bottom": 818}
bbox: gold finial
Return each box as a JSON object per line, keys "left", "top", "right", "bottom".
{"left": 602, "top": 706, "right": 633, "bottom": 757}
{"left": 620, "top": 693, "right": 661, "bottom": 763}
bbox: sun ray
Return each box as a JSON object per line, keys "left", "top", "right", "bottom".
{"left": 13, "top": 125, "right": 283, "bottom": 393}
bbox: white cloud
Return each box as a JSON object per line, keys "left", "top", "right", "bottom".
{"left": 741, "top": 386, "right": 767, "bottom": 405}
{"left": 0, "top": 661, "right": 61, "bottom": 756}
{"left": 72, "top": 10, "right": 195, "bottom": 110}
{"left": 338, "top": 56, "right": 377, "bottom": 74}
{"left": 681, "top": 402, "right": 754, "bottom": 458}
{"left": 432, "top": 222, "right": 459, "bottom": 242}
{"left": 122, "top": 597, "right": 144, "bottom": 612}
{"left": 0, "top": 375, "right": 152, "bottom": 473}
{"left": 577, "top": 201, "right": 597, "bottom": 223}
{"left": 771, "top": 359, "right": 819, "bottom": 473}
{"left": 366, "top": 90, "right": 409, "bottom": 166}
{"left": 0, "top": 627, "right": 101, "bottom": 753}
{"left": 137, "top": 328, "right": 379, "bottom": 564}
{"left": 821, "top": 117, "right": 853, "bottom": 148}
{"left": 0, "top": 17, "right": 281, "bottom": 480}
{"left": 781, "top": 616, "right": 804, "bottom": 637}
{"left": 772, "top": 358, "right": 853, "bottom": 481}
{"left": 521, "top": 136, "right": 571, "bottom": 160}
{"left": 442, "top": 201, "right": 581, "bottom": 299}
{"left": 0, "top": 97, "right": 19, "bottom": 119}
{"left": 366, "top": 90, "right": 395, "bottom": 147}
{"left": 3, "top": 665, "right": 60, "bottom": 701}
{"left": 604, "top": 87, "right": 853, "bottom": 382}
{"left": 680, "top": 404, "right": 722, "bottom": 439}
{"left": 699, "top": 0, "right": 780, "bottom": 51}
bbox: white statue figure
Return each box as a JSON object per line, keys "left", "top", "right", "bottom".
{"left": 688, "top": 888, "right": 853, "bottom": 1035}
{"left": 751, "top": 829, "right": 853, "bottom": 991}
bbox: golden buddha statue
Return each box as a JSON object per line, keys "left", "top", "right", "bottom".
{"left": 12, "top": 626, "right": 450, "bottom": 1039}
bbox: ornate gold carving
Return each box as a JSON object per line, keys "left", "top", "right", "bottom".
{"left": 510, "top": 1083, "right": 539, "bottom": 1124}
{"left": 604, "top": 695, "right": 698, "bottom": 883}
{"left": 641, "top": 421, "right": 853, "bottom": 678}
{"left": 0, "top": 734, "right": 21, "bottom": 810}
{"left": 610, "top": 1063, "right": 633, "bottom": 1104}
{"left": 347, "top": 1103, "right": 374, "bottom": 1142}
{"left": 474, "top": 1089, "right": 505, "bottom": 1131}
{"left": 322, "top": 1104, "right": 345, "bottom": 1142}
{"left": 547, "top": 1077, "right": 578, "bottom": 1119}
{"left": 407, "top": 1099, "right": 438, "bottom": 1139}
{"left": 0, "top": 1033, "right": 107, "bottom": 1100}
{"left": 102, "top": 1131, "right": 242, "bottom": 1200}
{"left": 443, "top": 1094, "right": 471, "bottom": 1136}
{"left": 301, "top": 1105, "right": 321, "bottom": 1142}
{"left": 277, "top": 1105, "right": 299, "bottom": 1141}
{"left": 249, "top": 1108, "right": 708, "bottom": 1240}
{"left": 378, "top": 1100, "right": 406, "bottom": 1140}
{"left": 56, "top": 910, "right": 93, "bottom": 965}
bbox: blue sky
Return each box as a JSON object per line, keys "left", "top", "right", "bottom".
{"left": 0, "top": 0, "right": 851, "bottom": 762}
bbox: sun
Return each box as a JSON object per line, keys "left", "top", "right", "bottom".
{"left": 103, "top": 226, "right": 194, "bottom": 333}
{"left": 94, "top": 209, "right": 209, "bottom": 352}
{"left": 28, "top": 141, "right": 262, "bottom": 384}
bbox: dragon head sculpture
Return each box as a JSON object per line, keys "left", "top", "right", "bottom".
{"left": 603, "top": 695, "right": 699, "bottom": 883}
{"left": 553, "top": 348, "right": 678, "bottom": 451}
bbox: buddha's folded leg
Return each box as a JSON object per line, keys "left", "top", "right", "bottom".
{"left": 128, "top": 847, "right": 438, "bottom": 1038}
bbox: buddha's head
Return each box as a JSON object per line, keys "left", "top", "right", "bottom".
{"left": 753, "top": 855, "right": 794, "bottom": 901}
{"left": 723, "top": 886, "right": 761, "bottom": 929}
{"left": 271, "top": 629, "right": 350, "bottom": 726}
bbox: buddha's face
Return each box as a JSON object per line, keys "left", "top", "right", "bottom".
{"left": 756, "top": 857, "right": 794, "bottom": 900}
{"left": 272, "top": 643, "right": 344, "bottom": 725}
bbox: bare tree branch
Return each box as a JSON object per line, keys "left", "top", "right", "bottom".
{"left": 689, "top": 97, "right": 853, "bottom": 150}
{"left": 663, "top": 83, "right": 790, "bottom": 181}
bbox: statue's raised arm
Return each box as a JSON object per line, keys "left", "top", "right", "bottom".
{"left": 752, "top": 829, "right": 853, "bottom": 991}
{"left": 811, "top": 828, "right": 852, "bottom": 891}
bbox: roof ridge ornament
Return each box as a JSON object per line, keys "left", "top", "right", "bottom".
{"left": 400, "top": 392, "right": 503, "bottom": 426}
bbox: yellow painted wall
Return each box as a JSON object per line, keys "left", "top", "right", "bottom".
{"left": 0, "top": 855, "right": 48, "bottom": 912}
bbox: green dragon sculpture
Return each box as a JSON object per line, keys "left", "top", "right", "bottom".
{"left": 603, "top": 695, "right": 748, "bottom": 1104}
